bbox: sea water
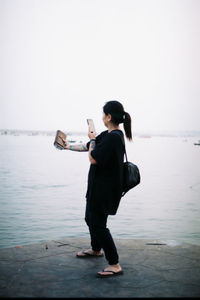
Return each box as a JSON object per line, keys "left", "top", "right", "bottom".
{"left": 0, "top": 133, "right": 200, "bottom": 248}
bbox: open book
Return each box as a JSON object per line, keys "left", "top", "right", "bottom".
{"left": 54, "top": 130, "right": 67, "bottom": 150}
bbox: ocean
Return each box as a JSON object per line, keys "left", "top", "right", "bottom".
{"left": 0, "top": 132, "right": 200, "bottom": 248}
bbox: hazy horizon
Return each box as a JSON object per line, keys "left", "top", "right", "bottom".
{"left": 1, "top": 127, "right": 200, "bottom": 138}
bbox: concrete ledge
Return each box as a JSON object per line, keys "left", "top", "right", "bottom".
{"left": 0, "top": 238, "right": 200, "bottom": 298}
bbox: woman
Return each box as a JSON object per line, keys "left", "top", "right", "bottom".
{"left": 63, "top": 100, "right": 132, "bottom": 277}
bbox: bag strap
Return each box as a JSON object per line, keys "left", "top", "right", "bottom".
{"left": 113, "top": 130, "right": 128, "bottom": 162}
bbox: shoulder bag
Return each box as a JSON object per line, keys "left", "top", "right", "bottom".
{"left": 114, "top": 131, "right": 141, "bottom": 197}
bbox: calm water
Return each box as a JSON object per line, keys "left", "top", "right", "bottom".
{"left": 0, "top": 134, "right": 200, "bottom": 249}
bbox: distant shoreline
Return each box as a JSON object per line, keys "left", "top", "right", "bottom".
{"left": 0, "top": 128, "right": 200, "bottom": 138}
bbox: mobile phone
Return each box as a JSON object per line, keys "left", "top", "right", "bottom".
{"left": 87, "top": 119, "right": 96, "bottom": 133}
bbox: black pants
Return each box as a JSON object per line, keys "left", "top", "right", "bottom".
{"left": 85, "top": 201, "right": 119, "bottom": 265}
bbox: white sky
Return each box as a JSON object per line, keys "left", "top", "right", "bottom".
{"left": 0, "top": 0, "right": 200, "bottom": 133}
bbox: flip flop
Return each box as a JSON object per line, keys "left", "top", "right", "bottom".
{"left": 97, "top": 269, "right": 123, "bottom": 277}
{"left": 76, "top": 250, "right": 104, "bottom": 258}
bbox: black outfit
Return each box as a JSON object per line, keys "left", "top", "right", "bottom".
{"left": 85, "top": 129, "right": 125, "bottom": 265}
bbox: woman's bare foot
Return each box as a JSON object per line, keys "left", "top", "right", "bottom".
{"left": 77, "top": 249, "right": 103, "bottom": 257}
{"left": 97, "top": 263, "right": 123, "bottom": 276}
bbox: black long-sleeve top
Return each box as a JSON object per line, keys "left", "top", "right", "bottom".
{"left": 86, "top": 129, "right": 125, "bottom": 215}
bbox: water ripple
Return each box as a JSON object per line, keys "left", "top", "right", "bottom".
{"left": 20, "top": 184, "right": 69, "bottom": 190}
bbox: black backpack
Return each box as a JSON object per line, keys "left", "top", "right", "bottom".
{"left": 114, "top": 131, "right": 141, "bottom": 197}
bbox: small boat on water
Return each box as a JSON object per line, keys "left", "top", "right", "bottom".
{"left": 194, "top": 140, "right": 200, "bottom": 145}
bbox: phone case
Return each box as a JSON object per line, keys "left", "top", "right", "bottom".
{"left": 87, "top": 119, "right": 95, "bottom": 133}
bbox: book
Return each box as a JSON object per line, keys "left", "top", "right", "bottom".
{"left": 54, "top": 130, "right": 67, "bottom": 150}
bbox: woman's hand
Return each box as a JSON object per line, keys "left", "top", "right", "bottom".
{"left": 88, "top": 127, "right": 96, "bottom": 140}
{"left": 62, "top": 138, "right": 70, "bottom": 150}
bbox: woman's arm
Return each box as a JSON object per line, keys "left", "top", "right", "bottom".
{"left": 88, "top": 124, "right": 97, "bottom": 164}
{"left": 68, "top": 143, "right": 88, "bottom": 152}
{"left": 62, "top": 139, "right": 88, "bottom": 152}
{"left": 88, "top": 139, "right": 97, "bottom": 164}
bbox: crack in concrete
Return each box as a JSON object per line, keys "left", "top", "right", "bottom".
{"left": 161, "top": 249, "right": 200, "bottom": 262}
{"left": 160, "top": 277, "right": 200, "bottom": 288}
{"left": 52, "top": 240, "right": 83, "bottom": 249}
{"left": 0, "top": 251, "right": 71, "bottom": 263}
{"left": 119, "top": 279, "right": 168, "bottom": 290}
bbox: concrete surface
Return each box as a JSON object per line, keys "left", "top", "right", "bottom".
{"left": 0, "top": 238, "right": 200, "bottom": 298}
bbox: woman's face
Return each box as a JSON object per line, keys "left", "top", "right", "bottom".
{"left": 102, "top": 112, "right": 111, "bottom": 127}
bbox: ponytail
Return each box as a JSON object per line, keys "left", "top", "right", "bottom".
{"left": 123, "top": 112, "right": 132, "bottom": 141}
{"left": 103, "top": 100, "right": 133, "bottom": 141}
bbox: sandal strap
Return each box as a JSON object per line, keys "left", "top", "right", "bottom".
{"left": 103, "top": 269, "right": 114, "bottom": 273}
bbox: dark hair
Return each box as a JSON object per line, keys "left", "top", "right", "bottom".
{"left": 103, "top": 100, "right": 132, "bottom": 141}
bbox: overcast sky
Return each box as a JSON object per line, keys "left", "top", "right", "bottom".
{"left": 0, "top": 0, "right": 199, "bottom": 133}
